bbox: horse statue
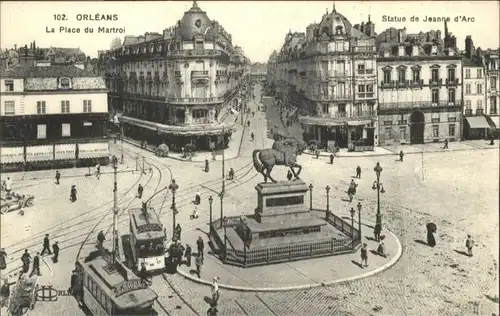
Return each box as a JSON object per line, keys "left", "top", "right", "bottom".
{"left": 252, "top": 137, "right": 307, "bottom": 183}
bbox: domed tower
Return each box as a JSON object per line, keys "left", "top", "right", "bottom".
{"left": 365, "top": 15, "right": 375, "bottom": 37}
{"left": 178, "top": 0, "right": 212, "bottom": 41}
{"left": 316, "top": 4, "right": 353, "bottom": 39}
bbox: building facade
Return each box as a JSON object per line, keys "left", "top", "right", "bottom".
{"left": 99, "top": 1, "right": 250, "bottom": 151}
{"left": 0, "top": 66, "right": 109, "bottom": 172}
{"left": 270, "top": 7, "right": 378, "bottom": 149}
{"left": 484, "top": 49, "right": 499, "bottom": 135}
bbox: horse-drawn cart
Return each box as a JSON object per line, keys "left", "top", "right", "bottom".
{"left": 8, "top": 275, "right": 39, "bottom": 315}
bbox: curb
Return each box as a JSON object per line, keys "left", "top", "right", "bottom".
{"left": 176, "top": 220, "right": 403, "bottom": 292}
{"left": 302, "top": 145, "right": 497, "bottom": 158}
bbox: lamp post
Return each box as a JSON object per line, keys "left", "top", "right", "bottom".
{"left": 223, "top": 217, "right": 228, "bottom": 261}
{"left": 373, "top": 162, "right": 384, "bottom": 229}
{"left": 309, "top": 183, "right": 313, "bottom": 211}
{"left": 220, "top": 127, "right": 225, "bottom": 227}
{"left": 208, "top": 196, "right": 214, "bottom": 235}
{"left": 120, "top": 122, "right": 124, "bottom": 164}
{"left": 357, "top": 202, "right": 362, "bottom": 242}
{"left": 349, "top": 207, "right": 356, "bottom": 249}
{"left": 169, "top": 179, "right": 179, "bottom": 233}
{"left": 325, "top": 185, "right": 330, "bottom": 220}
{"left": 112, "top": 156, "right": 118, "bottom": 264}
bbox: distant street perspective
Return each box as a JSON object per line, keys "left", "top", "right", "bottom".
{"left": 1, "top": 1, "right": 499, "bottom": 316}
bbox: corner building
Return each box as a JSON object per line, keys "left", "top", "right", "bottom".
{"left": 376, "top": 25, "right": 463, "bottom": 145}
{"left": 99, "top": 1, "right": 249, "bottom": 151}
{"left": 273, "top": 7, "right": 378, "bottom": 149}
{"left": 0, "top": 66, "right": 109, "bottom": 172}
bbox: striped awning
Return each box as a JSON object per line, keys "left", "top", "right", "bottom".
{"left": 299, "top": 116, "right": 344, "bottom": 127}
{"left": 121, "top": 116, "right": 236, "bottom": 136}
{"left": 347, "top": 120, "right": 372, "bottom": 126}
{"left": 465, "top": 116, "right": 490, "bottom": 129}
{"left": 488, "top": 115, "right": 500, "bottom": 129}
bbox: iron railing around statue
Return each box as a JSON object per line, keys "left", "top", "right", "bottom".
{"left": 208, "top": 211, "right": 361, "bottom": 268}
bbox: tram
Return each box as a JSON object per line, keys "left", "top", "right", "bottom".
{"left": 128, "top": 206, "right": 167, "bottom": 272}
{"left": 75, "top": 253, "right": 158, "bottom": 315}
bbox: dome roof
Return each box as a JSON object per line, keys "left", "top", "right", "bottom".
{"left": 317, "top": 6, "right": 353, "bottom": 38}
{"left": 178, "top": 1, "right": 211, "bottom": 41}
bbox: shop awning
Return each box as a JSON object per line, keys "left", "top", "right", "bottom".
{"left": 465, "top": 116, "right": 491, "bottom": 129}
{"left": 488, "top": 115, "right": 500, "bottom": 129}
{"left": 299, "top": 116, "right": 344, "bottom": 127}
{"left": 347, "top": 120, "right": 372, "bottom": 126}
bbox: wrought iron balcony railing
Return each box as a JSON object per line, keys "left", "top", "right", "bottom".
{"left": 428, "top": 78, "right": 443, "bottom": 87}
{"left": 379, "top": 100, "right": 463, "bottom": 110}
{"left": 166, "top": 96, "right": 224, "bottom": 104}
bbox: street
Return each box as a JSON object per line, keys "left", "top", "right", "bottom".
{"left": 1, "top": 83, "right": 498, "bottom": 316}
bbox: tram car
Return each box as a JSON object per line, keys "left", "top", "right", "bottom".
{"left": 128, "top": 206, "right": 167, "bottom": 272}
{"left": 75, "top": 253, "right": 158, "bottom": 315}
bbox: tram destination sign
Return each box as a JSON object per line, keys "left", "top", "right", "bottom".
{"left": 137, "top": 223, "right": 162, "bottom": 234}
{"left": 115, "top": 279, "right": 147, "bottom": 297}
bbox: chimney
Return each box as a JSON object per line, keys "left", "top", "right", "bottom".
{"left": 14, "top": 44, "right": 17, "bottom": 50}
{"left": 431, "top": 44, "right": 438, "bottom": 55}
{"left": 465, "top": 36, "right": 473, "bottom": 59}
{"left": 412, "top": 44, "right": 419, "bottom": 56}
{"left": 360, "top": 22, "right": 365, "bottom": 33}
{"left": 398, "top": 44, "right": 405, "bottom": 56}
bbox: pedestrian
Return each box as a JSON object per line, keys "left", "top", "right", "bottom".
{"left": 185, "top": 244, "right": 192, "bottom": 267}
{"left": 21, "top": 249, "right": 31, "bottom": 273}
{"left": 95, "top": 163, "right": 101, "bottom": 180}
{"left": 247, "top": 120, "right": 250, "bottom": 127}
{"left": 55, "top": 170, "right": 61, "bottom": 185}
{"left": 191, "top": 205, "right": 199, "bottom": 219}
{"left": 228, "top": 168, "right": 235, "bottom": 180}
{"left": 211, "top": 277, "right": 220, "bottom": 305}
{"left": 399, "top": 150, "right": 404, "bottom": 162}
{"left": 356, "top": 166, "right": 361, "bottom": 179}
{"left": 195, "top": 254, "right": 203, "bottom": 278}
{"left": 490, "top": 134, "right": 495, "bottom": 145}
{"left": 29, "top": 252, "right": 41, "bottom": 277}
{"left": 197, "top": 236, "right": 205, "bottom": 259}
{"left": 252, "top": 111, "right": 255, "bottom": 117}
{"left": 175, "top": 224, "right": 182, "bottom": 241}
{"left": 97, "top": 230, "right": 105, "bottom": 249}
{"left": 0, "top": 248, "right": 6, "bottom": 270}
{"left": 52, "top": 241, "right": 60, "bottom": 263}
{"left": 287, "top": 170, "right": 293, "bottom": 181}
{"left": 250, "top": 132, "right": 254, "bottom": 141}
{"left": 70, "top": 185, "right": 77, "bottom": 202}
{"left": 373, "top": 224, "right": 382, "bottom": 242}
{"left": 41, "top": 234, "right": 52, "bottom": 256}
{"left": 376, "top": 235, "right": 386, "bottom": 258}
{"left": 0, "top": 278, "right": 11, "bottom": 308}
{"left": 205, "top": 159, "right": 210, "bottom": 172}
{"left": 360, "top": 243, "right": 368, "bottom": 267}
{"left": 195, "top": 190, "right": 201, "bottom": 205}
{"left": 466, "top": 235, "right": 474, "bottom": 257}
{"left": 315, "top": 149, "right": 320, "bottom": 159}
{"left": 329, "top": 153, "right": 334, "bottom": 164}
{"left": 443, "top": 138, "right": 449, "bottom": 149}
{"left": 5, "top": 177, "right": 12, "bottom": 194}
{"left": 177, "top": 244, "right": 185, "bottom": 266}
{"left": 137, "top": 184, "right": 143, "bottom": 199}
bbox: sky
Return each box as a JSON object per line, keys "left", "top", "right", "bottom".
{"left": 1, "top": 1, "right": 498, "bottom": 63}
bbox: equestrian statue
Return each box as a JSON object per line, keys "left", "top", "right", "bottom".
{"left": 252, "top": 137, "right": 307, "bottom": 183}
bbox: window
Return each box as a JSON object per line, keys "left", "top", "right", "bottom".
{"left": 399, "top": 127, "right": 406, "bottom": 140}
{"left": 60, "top": 77, "right": 70, "bottom": 89}
{"left": 491, "top": 77, "right": 497, "bottom": 90}
{"left": 4, "top": 101, "right": 15, "bottom": 115}
{"left": 62, "top": 123, "right": 71, "bottom": 137}
{"left": 412, "top": 69, "right": 420, "bottom": 82}
{"left": 465, "top": 100, "right": 472, "bottom": 109}
{"left": 431, "top": 89, "right": 439, "bottom": 103}
{"left": 477, "top": 99, "right": 483, "bottom": 109}
{"left": 477, "top": 69, "right": 483, "bottom": 79}
{"left": 83, "top": 100, "right": 92, "bottom": 113}
{"left": 358, "top": 64, "right": 365, "bottom": 71}
{"left": 398, "top": 69, "right": 406, "bottom": 83}
{"left": 448, "top": 116, "right": 456, "bottom": 122}
{"left": 476, "top": 83, "right": 482, "bottom": 94}
{"left": 431, "top": 69, "right": 439, "bottom": 82}
{"left": 432, "top": 125, "right": 439, "bottom": 138}
{"left": 465, "top": 69, "right": 471, "bottom": 79}
{"left": 4, "top": 80, "right": 14, "bottom": 91}
{"left": 447, "top": 68, "right": 455, "bottom": 81}
{"left": 37, "top": 101, "right": 46, "bottom": 114}
{"left": 448, "top": 88, "right": 455, "bottom": 103}
{"left": 322, "top": 103, "right": 329, "bottom": 114}
{"left": 366, "top": 85, "right": 373, "bottom": 92}
{"left": 431, "top": 117, "right": 440, "bottom": 123}
{"left": 465, "top": 84, "right": 471, "bottom": 95}
{"left": 449, "top": 124, "right": 455, "bottom": 137}
{"left": 385, "top": 127, "right": 392, "bottom": 140}
{"left": 491, "top": 97, "right": 498, "bottom": 114}
{"left": 383, "top": 70, "right": 391, "bottom": 83}
{"left": 61, "top": 100, "right": 70, "bottom": 113}
{"left": 358, "top": 85, "right": 365, "bottom": 93}
{"left": 192, "top": 109, "right": 208, "bottom": 118}
{"left": 37, "top": 124, "right": 47, "bottom": 139}
{"left": 383, "top": 120, "right": 392, "bottom": 126}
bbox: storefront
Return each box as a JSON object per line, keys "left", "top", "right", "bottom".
{"left": 487, "top": 115, "right": 500, "bottom": 138}
{"left": 463, "top": 116, "right": 491, "bottom": 140}
{"left": 54, "top": 144, "right": 77, "bottom": 161}
{"left": 0, "top": 146, "right": 24, "bottom": 164}
{"left": 25, "top": 145, "right": 54, "bottom": 170}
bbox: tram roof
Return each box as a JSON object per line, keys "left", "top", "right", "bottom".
{"left": 129, "top": 208, "right": 165, "bottom": 240}
{"left": 80, "top": 255, "right": 158, "bottom": 309}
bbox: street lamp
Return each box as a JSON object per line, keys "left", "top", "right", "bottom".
{"left": 223, "top": 217, "right": 228, "bottom": 261}
{"left": 309, "top": 183, "right": 313, "bottom": 211}
{"left": 169, "top": 179, "right": 179, "bottom": 233}
{"left": 373, "top": 162, "right": 384, "bottom": 229}
{"left": 349, "top": 207, "right": 356, "bottom": 249}
{"left": 357, "top": 202, "right": 362, "bottom": 242}
{"left": 325, "top": 185, "right": 330, "bottom": 220}
{"left": 208, "top": 196, "right": 214, "bottom": 235}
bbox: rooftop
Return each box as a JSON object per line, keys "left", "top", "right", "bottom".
{"left": 0, "top": 65, "right": 98, "bottom": 79}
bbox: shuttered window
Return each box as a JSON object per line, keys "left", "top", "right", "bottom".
{"left": 37, "top": 124, "right": 47, "bottom": 139}
{"left": 62, "top": 123, "right": 71, "bottom": 137}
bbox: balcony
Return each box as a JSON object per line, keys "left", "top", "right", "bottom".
{"left": 168, "top": 49, "right": 223, "bottom": 58}
{"left": 167, "top": 97, "right": 224, "bottom": 105}
{"left": 410, "top": 79, "right": 424, "bottom": 89}
{"left": 445, "top": 78, "right": 459, "bottom": 87}
{"left": 428, "top": 78, "right": 443, "bottom": 87}
{"left": 191, "top": 71, "right": 209, "bottom": 84}
{"left": 311, "top": 94, "right": 352, "bottom": 101}
{"left": 357, "top": 69, "right": 375, "bottom": 75}
{"left": 353, "top": 46, "right": 376, "bottom": 53}
{"left": 396, "top": 80, "right": 409, "bottom": 89}
{"left": 317, "top": 111, "right": 375, "bottom": 120}
{"left": 357, "top": 92, "right": 375, "bottom": 99}
{"left": 379, "top": 100, "right": 463, "bottom": 110}
{"left": 380, "top": 80, "right": 395, "bottom": 90}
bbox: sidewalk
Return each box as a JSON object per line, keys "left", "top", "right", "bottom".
{"left": 122, "top": 111, "right": 248, "bottom": 162}
{"left": 176, "top": 216, "right": 402, "bottom": 292}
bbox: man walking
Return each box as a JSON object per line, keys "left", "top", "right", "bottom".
{"left": 356, "top": 166, "right": 362, "bottom": 179}
{"left": 29, "top": 253, "right": 41, "bottom": 277}
{"left": 185, "top": 244, "right": 192, "bottom": 267}
{"left": 55, "top": 170, "right": 61, "bottom": 185}
{"left": 21, "top": 250, "right": 31, "bottom": 273}
{"left": 399, "top": 150, "right": 404, "bottom": 162}
{"left": 97, "top": 230, "right": 105, "bottom": 249}
{"left": 466, "top": 235, "right": 474, "bottom": 257}
{"left": 197, "top": 236, "right": 205, "bottom": 259}
{"left": 329, "top": 153, "right": 334, "bottom": 164}
{"left": 137, "top": 184, "right": 144, "bottom": 199}
{"left": 41, "top": 234, "right": 52, "bottom": 256}
{"left": 195, "top": 254, "right": 203, "bottom": 278}
{"left": 95, "top": 163, "right": 101, "bottom": 180}
{"left": 360, "top": 243, "right": 368, "bottom": 268}
{"left": 0, "top": 248, "right": 6, "bottom": 271}
{"left": 52, "top": 241, "right": 60, "bottom": 263}
{"left": 442, "top": 138, "right": 449, "bottom": 149}
{"left": 287, "top": 170, "right": 293, "bottom": 181}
